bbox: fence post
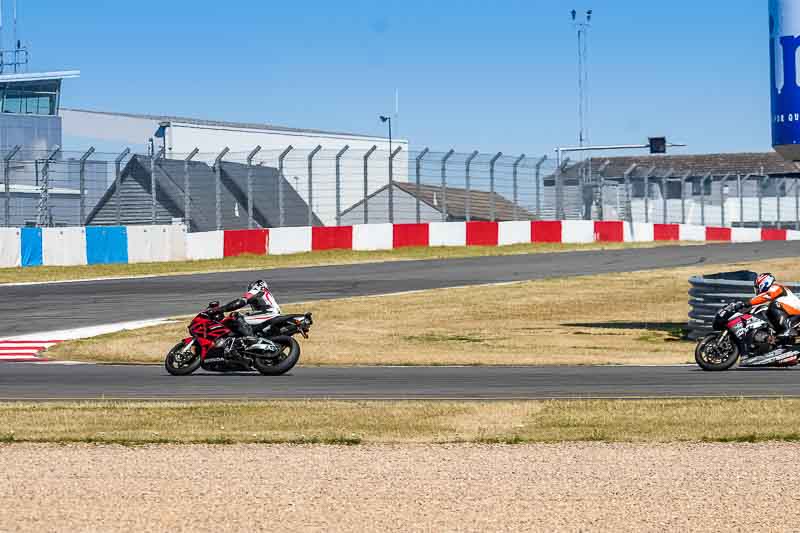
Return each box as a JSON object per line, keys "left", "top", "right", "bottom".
{"left": 719, "top": 173, "right": 731, "bottom": 227}
{"left": 213, "top": 147, "right": 229, "bottom": 231}
{"left": 700, "top": 172, "right": 712, "bottom": 226}
{"left": 534, "top": 156, "right": 547, "bottom": 219}
{"left": 440, "top": 149, "right": 455, "bottom": 221}
{"left": 388, "top": 146, "right": 402, "bottom": 223}
{"left": 757, "top": 175, "right": 764, "bottom": 229}
{"left": 623, "top": 164, "right": 637, "bottom": 223}
{"left": 113, "top": 148, "right": 130, "bottom": 227}
{"left": 363, "top": 145, "right": 377, "bottom": 224}
{"left": 415, "top": 148, "right": 429, "bottom": 224}
{"left": 151, "top": 146, "right": 165, "bottom": 225}
{"left": 776, "top": 176, "right": 783, "bottom": 228}
{"left": 659, "top": 167, "right": 674, "bottom": 224}
{"left": 37, "top": 146, "right": 61, "bottom": 227}
{"left": 183, "top": 148, "right": 199, "bottom": 231}
{"left": 277, "top": 146, "right": 293, "bottom": 228}
{"left": 246, "top": 145, "right": 262, "bottom": 229}
{"left": 512, "top": 154, "right": 526, "bottom": 221}
{"left": 738, "top": 174, "right": 745, "bottom": 228}
{"left": 680, "top": 171, "right": 692, "bottom": 224}
{"left": 3, "top": 145, "right": 20, "bottom": 227}
{"left": 78, "top": 147, "right": 95, "bottom": 225}
{"left": 465, "top": 150, "right": 479, "bottom": 222}
{"left": 643, "top": 166, "right": 656, "bottom": 224}
{"left": 335, "top": 145, "right": 349, "bottom": 226}
{"left": 489, "top": 152, "right": 503, "bottom": 221}
{"left": 307, "top": 145, "right": 322, "bottom": 227}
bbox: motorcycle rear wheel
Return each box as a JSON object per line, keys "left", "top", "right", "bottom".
{"left": 252, "top": 336, "right": 300, "bottom": 376}
{"left": 165, "top": 342, "right": 202, "bottom": 376}
{"left": 695, "top": 333, "right": 739, "bottom": 371}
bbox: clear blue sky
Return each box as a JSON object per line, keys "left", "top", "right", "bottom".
{"left": 16, "top": 0, "right": 770, "bottom": 156}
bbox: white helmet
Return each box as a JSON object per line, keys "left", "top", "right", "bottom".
{"left": 248, "top": 280, "right": 269, "bottom": 293}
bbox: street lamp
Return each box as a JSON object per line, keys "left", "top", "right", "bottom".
{"left": 380, "top": 115, "right": 392, "bottom": 158}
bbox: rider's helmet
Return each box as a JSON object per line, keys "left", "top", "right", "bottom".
{"left": 755, "top": 273, "right": 776, "bottom": 294}
{"left": 248, "top": 280, "right": 269, "bottom": 294}
{"left": 205, "top": 300, "right": 223, "bottom": 320}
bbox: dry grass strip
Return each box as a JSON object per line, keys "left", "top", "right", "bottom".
{"left": 2, "top": 399, "right": 800, "bottom": 444}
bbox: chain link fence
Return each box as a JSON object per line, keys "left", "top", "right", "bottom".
{"left": 2, "top": 145, "right": 800, "bottom": 231}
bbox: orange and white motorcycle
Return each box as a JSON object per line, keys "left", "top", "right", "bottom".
{"left": 695, "top": 302, "right": 800, "bottom": 371}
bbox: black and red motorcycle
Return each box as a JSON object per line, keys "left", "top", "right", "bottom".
{"left": 695, "top": 301, "right": 800, "bottom": 371}
{"left": 164, "top": 305, "right": 313, "bottom": 376}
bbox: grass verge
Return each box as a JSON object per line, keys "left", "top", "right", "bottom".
{"left": 1, "top": 399, "right": 800, "bottom": 444}
{"left": 0, "top": 240, "right": 694, "bottom": 284}
{"left": 49, "top": 256, "right": 800, "bottom": 366}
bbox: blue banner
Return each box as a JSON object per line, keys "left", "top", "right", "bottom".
{"left": 20, "top": 227, "right": 42, "bottom": 267}
{"left": 85, "top": 226, "right": 128, "bottom": 265}
{"left": 770, "top": 0, "right": 800, "bottom": 158}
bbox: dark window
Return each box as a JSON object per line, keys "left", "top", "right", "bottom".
{"left": 0, "top": 79, "right": 60, "bottom": 115}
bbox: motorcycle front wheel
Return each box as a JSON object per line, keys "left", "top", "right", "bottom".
{"left": 165, "top": 341, "right": 203, "bottom": 376}
{"left": 695, "top": 333, "right": 739, "bottom": 371}
{"left": 252, "top": 336, "right": 300, "bottom": 376}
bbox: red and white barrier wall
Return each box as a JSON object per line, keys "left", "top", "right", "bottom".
{"left": 0, "top": 221, "right": 797, "bottom": 269}
{"left": 194, "top": 220, "right": 800, "bottom": 260}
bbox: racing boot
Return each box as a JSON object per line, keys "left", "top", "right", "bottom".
{"left": 777, "top": 327, "right": 797, "bottom": 345}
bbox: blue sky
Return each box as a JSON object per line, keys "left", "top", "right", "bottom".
{"left": 15, "top": 0, "right": 770, "bottom": 156}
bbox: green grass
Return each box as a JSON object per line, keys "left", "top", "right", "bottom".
{"left": 0, "top": 240, "right": 698, "bottom": 284}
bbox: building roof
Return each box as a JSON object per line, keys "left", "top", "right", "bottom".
{"left": 62, "top": 107, "right": 393, "bottom": 141}
{"left": 340, "top": 181, "right": 535, "bottom": 221}
{"left": 86, "top": 155, "right": 320, "bottom": 231}
{"left": 0, "top": 70, "right": 80, "bottom": 83}
{"left": 556, "top": 152, "right": 800, "bottom": 180}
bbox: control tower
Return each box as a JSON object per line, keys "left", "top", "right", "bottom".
{"left": 0, "top": 69, "right": 79, "bottom": 154}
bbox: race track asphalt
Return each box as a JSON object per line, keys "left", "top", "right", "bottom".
{"left": 4, "top": 241, "right": 799, "bottom": 336}
{"left": 3, "top": 363, "right": 800, "bottom": 399}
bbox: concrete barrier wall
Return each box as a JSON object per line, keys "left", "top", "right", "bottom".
{"left": 5, "top": 219, "right": 798, "bottom": 269}
{"left": 0, "top": 228, "right": 20, "bottom": 268}
{"left": 42, "top": 227, "right": 87, "bottom": 266}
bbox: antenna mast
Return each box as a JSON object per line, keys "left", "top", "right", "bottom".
{"left": 571, "top": 9, "right": 592, "bottom": 148}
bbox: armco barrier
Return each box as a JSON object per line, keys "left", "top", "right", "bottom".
{"left": 5, "top": 220, "right": 800, "bottom": 270}
{"left": 687, "top": 271, "right": 800, "bottom": 340}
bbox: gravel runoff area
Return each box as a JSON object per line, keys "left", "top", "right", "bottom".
{"left": 2, "top": 442, "right": 798, "bottom": 532}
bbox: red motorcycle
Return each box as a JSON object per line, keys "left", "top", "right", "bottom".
{"left": 164, "top": 304, "right": 313, "bottom": 376}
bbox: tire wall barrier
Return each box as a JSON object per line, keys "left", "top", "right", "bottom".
{"left": 688, "top": 271, "right": 800, "bottom": 340}
{"left": 1, "top": 220, "right": 799, "bottom": 269}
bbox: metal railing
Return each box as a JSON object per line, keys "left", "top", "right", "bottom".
{"left": 3, "top": 145, "right": 800, "bottom": 232}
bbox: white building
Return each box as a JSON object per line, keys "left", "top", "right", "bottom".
{"left": 61, "top": 108, "right": 408, "bottom": 225}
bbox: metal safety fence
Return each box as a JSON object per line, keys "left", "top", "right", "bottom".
{"left": 3, "top": 145, "right": 800, "bottom": 232}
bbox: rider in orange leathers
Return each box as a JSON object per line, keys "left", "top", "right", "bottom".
{"left": 737, "top": 273, "right": 800, "bottom": 342}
